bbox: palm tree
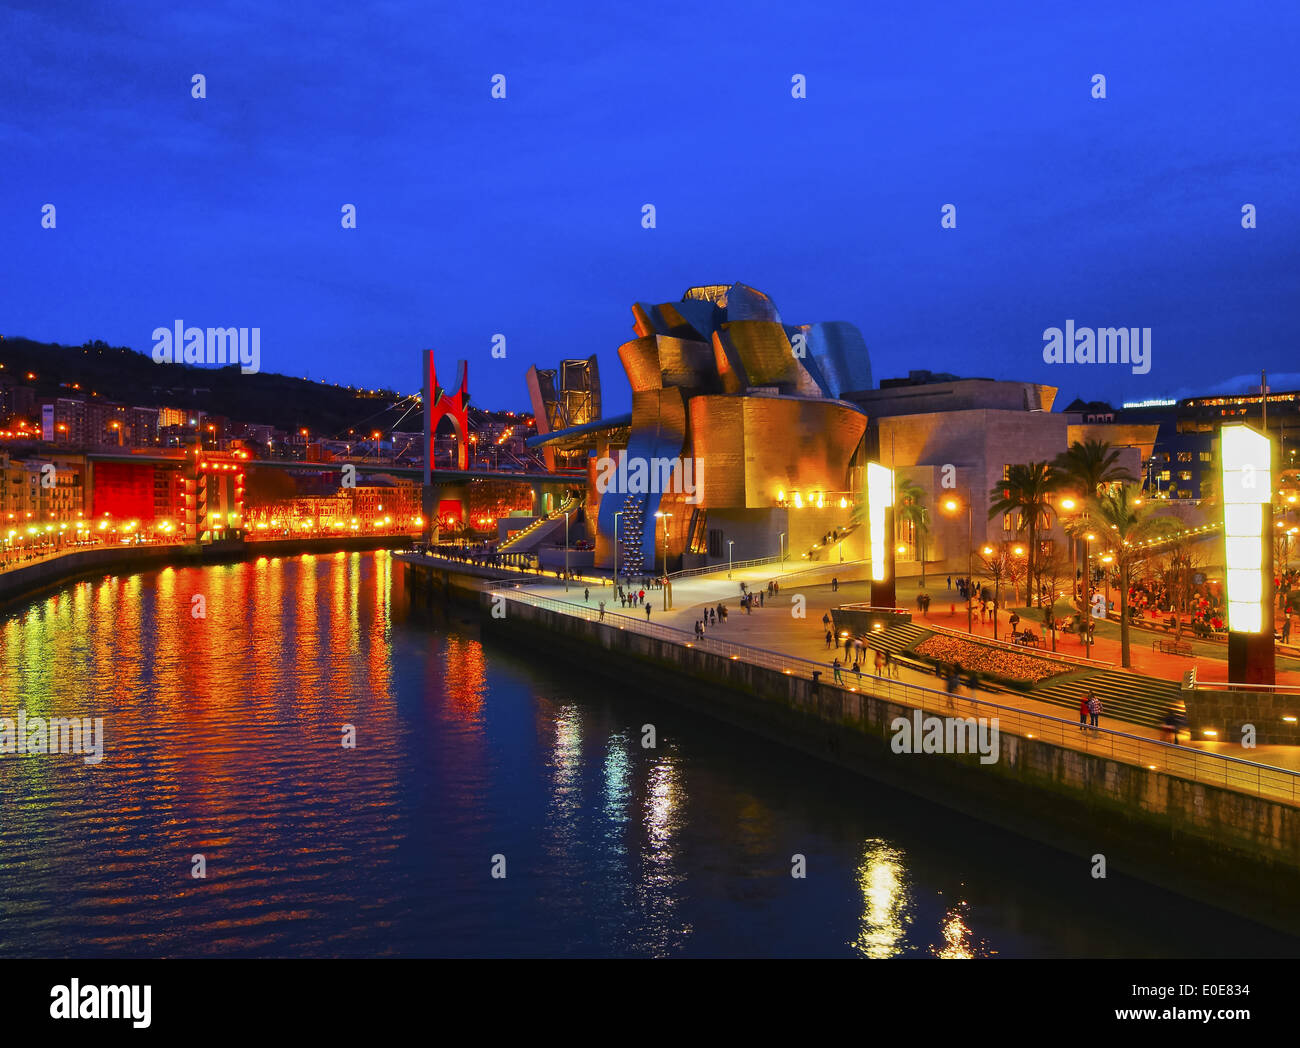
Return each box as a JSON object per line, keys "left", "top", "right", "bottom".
{"left": 988, "top": 462, "right": 1060, "bottom": 606}
{"left": 1075, "top": 486, "right": 1183, "bottom": 668}
{"left": 895, "top": 477, "right": 930, "bottom": 586}
{"left": 1051, "top": 439, "right": 1137, "bottom": 497}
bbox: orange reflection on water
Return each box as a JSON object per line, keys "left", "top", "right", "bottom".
{"left": 849, "top": 839, "right": 913, "bottom": 958}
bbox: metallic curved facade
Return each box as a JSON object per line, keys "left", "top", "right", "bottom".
{"left": 556, "top": 284, "right": 873, "bottom": 573}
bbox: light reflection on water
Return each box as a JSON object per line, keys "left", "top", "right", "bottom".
{"left": 0, "top": 551, "right": 1294, "bottom": 958}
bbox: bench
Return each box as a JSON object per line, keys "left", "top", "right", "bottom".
{"left": 1154, "top": 639, "right": 1193, "bottom": 657}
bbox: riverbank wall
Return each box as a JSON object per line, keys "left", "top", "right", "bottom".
{"left": 0, "top": 535, "right": 409, "bottom": 612}
{"left": 402, "top": 555, "right": 1300, "bottom": 937}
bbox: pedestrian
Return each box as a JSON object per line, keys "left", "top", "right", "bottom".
{"left": 599, "top": 601, "right": 606, "bottom": 621}
{"left": 1009, "top": 611, "right": 1020, "bottom": 635}
{"left": 884, "top": 649, "right": 898, "bottom": 679}
{"left": 759, "top": 591, "right": 765, "bottom": 608}
{"left": 822, "top": 612, "right": 831, "bottom": 629}
{"left": 874, "top": 650, "right": 885, "bottom": 677}
{"left": 947, "top": 575, "right": 952, "bottom": 591}
{"left": 639, "top": 589, "right": 645, "bottom": 604}
{"left": 832, "top": 577, "right": 839, "bottom": 593}
{"left": 945, "top": 666, "right": 960, "bottom": 706}
{"left": 833, "top": 658, "right": 843, "bottom": 685}
{"left": 1284, "top": 613, "right": 1293, "bottom": 645}
{"left": 645, "top": 604, "right": 652, "bottom": 621}
{"left": 854, "top": 660, "right": 862, "bottom": 682}
{"left": 826, "top": 629, "right": 834, "bottom": 649}
{"left": 1088, "top": 692, "right": 1102, "bottom": 730}
{"left": 1078, "top": 694, "right": 1089, "bottom": 732}
{"left": 584, "top": 587, "right": 589, "bottom": 603}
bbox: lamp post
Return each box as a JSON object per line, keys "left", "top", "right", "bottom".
{"left": 728, "top": 539, "right": 734, "bottom": 579}
{"left": 654, "top": 511, "right": 672, "bottom": 609}
{"left": 1084, "top": 532, "right": 1096, "bottom": 659}
{"left": 564, "top": 511, "right": 570, "bottom": 592}
{"left": 1101, "top": 553, "right": 1114, "bottom": 617}
{"left": 1060, "top": 495, "right": 1079, "bottom": 601}
{"left": 779, "top": 532, "right": 786, "bottom": 573}
{"left": 613, "top": 510, "right": 623, "bottom": 584}
{"left": 943, "top": 493, "right": 974, "bottom": 635}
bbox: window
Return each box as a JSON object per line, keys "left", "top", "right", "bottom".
{"left": 1003, "top": 513, "right": 1012, "bottom": 533}
{"left": 1176, "top": 451, "right": 1193, "bottom": 462}
{"left": 1199, "top": 451, "right": 1212, "bottom": 463}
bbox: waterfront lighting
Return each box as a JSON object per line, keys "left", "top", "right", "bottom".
{"left": 867, "top": 462, "right": 894, "bottom": 584}
{"left": 1221, "top": 424, "right": 1271, "bottom": 635}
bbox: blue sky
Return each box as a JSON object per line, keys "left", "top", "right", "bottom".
{"left": 3, "top": 0, "right": 1297, "bottom": 416}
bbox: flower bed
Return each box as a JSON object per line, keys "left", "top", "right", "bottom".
{"left": 912, "top": 635, "right": 1079, "bottom": 687}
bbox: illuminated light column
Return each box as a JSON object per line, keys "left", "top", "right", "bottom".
{"left": 867, "top": 462, "right": 896, "bottom": 609}
{"left": 1222, "top": 423, "right": 1275, "bottom": 685}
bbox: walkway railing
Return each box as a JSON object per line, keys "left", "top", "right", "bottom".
{"left": 665, "top": 554, "right": 782, "bottom": 582}
{"left": 485, "top": 582, "right": 1300, "bottom": 804}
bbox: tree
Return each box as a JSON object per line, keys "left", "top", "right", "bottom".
{"left": 1075, "top": 486, "right": 1184, "bottom": 668}
{"left": 1033, "top": 549, "right": 1072, "bottom": 651}
{"left": 1051, "top": 439, "right": 1137, "bottom": 497}
{"left": 988, "top": 462, "right": 1060, "bottom": 607}
{"left": 896, "top": 476, "right": 931, "bottom": 587}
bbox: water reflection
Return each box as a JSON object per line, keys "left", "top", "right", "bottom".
{"left": 0, "top": 551, "right": 1292, "bottom": 958}
{"left": 850, "top": 840, "right": 912, "bottom": 958}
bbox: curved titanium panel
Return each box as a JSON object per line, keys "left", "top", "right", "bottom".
{"left": 618, "top": 336, "right": 664, "bottom": 392}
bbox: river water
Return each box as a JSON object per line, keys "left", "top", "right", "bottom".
{"left": 0, "top": 551, "right": 1291, "bottom": 957}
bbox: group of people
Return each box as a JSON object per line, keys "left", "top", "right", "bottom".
{"left": 738, "top": 580, "right": 766, "bottom": 613}
{"left": 1078, "top": 690, "right": 1103, "bottom": 730}
{"left": 616, "top": 585, "right": 648, "bottom": 609}
{"left": 694, "top": 603, "right": 730, "bottom": 637}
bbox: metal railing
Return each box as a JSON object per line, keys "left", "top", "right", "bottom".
{"left": 665, "top": 554, "right": 783, "bottom": 582}
{"left": 486, "top": 582, "right": 1300, "bottom": 804}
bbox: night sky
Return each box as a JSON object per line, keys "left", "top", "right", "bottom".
{"left": 4, "top": 0, "right": 1297, "bottom": 416}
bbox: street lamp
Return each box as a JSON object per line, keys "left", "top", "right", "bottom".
{"left": 728, "top": 539, "right": 734, "bottom": 579}
{"left": 1059, "top": 494, "right": 1081, "bottom": 603}
{"left": 564, "top": 510, "right": 570, "bottom": 591}
{"left": 943, "top": 494, "right": 974, "bottom": 635}
{"left": 1084, "top": 532, "right": 1096, "bottom": 658}
{"left": 654, "top": 511, "right": 672, "bottom": 608}
{"left": 1100, "top": 553, "right": 1114, "bottom": 615}
{"left": 779, "top": 532, "right": 786, "bottom": 573}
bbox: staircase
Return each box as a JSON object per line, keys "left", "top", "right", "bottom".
{"left": 800, "top": 521, "right": 860, "bottom": 562}
{"left": 498, "top": 495, "right": 577, "bottom": 553}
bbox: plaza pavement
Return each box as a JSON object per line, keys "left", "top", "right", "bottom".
{"left": 502, "top": 564, "right": 1300, "bottom": 779}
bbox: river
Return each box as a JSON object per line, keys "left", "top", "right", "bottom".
{"left": 0, "top": 551, "right": 1291, "bottom": 957}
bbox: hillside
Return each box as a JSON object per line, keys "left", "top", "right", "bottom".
{"left": 0, "top": 336, "right": 414, "bottom": 438}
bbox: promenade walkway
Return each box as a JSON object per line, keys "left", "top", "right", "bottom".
{"left": 486, "top": 566, "right": 1300, "bottom": 792}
